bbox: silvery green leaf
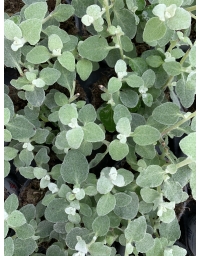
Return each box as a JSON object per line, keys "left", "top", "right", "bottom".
{"left": 175, "top": 78, "right": 195, "bottom": 108}
{"left": 26, "top": 46, "right": 51, "bottom": 64}
{"left": 179, "top": 132, "right": 196, "bottom": 161}
{"left": 4, "top": 161, "right": 10, "bottom": 177}
{"left": 54, "top": 92, "right": 69, "bottom": 106}
{"left": 131, "top": 113, "right": 146, "bottom": 131}
{"left": 24, "top": 106, "right": 39, "bottom": 120}
{"left": 146, "top": 55, "right": 163, "bottom": 68}
{"left": 113, "top": 9, "right": 136, "bottom": 39}
{"left": 189, "top": 162, "right": 196, "bottom": 200}
{"left": 42, "top": 193, "right": 56, "bottom": 206}
{"left": 35, "top": 147, "right": 50, "bottom": 166}
{"left": 15, "top": 223, "right": 35, "bottom": 239}
{"left": 4, "top": 221, "right": 8, "bottom": 238}
{"left": 76, "top": 59, "right": 93, "bottom": 81}
{"left": 108, "top": 212, "right": 121, "bottom": 228}
{"left": 32, "top": 128, "right": 50, "bottom": 144}
{"left": 165, "top": 164, "right": 177, "bottom": 174}
{"left": 141, "top": 187, "right": 161, "bottom": 203}
{"left": 159, "top": 218, "right": 180, "bottom": 242}
{"left": 121, "top": 35, "right": 133, "bottom": 52}
{"left": 113, "top": 104, "right": 132, "bottom": 124}
{"left": 35, "top": 220, "right": 54, "bottom": 238}
{"left": 19, "top": 149, "right": 34, "bottom": 166}
{"left": 136, "top": 233, "right": 155, "bottom": 253}
{"left": 92, "top": 215, "right": 110, "bottom": 236}
{"left": 120, "top": 89, "right": 139, "bottom": 108}
{"left": 61, "top": 150, "right": 89, "bottom": 185}
{"left": 142, "top": 93, "right": 153, "bottom": 107}
{"left": 19, "top": 166, "right": 35, "bottom": 179}
{"left": 132, "top": 125, "right": 160, "bottom": 146}
{"left": 117, "top": 168, "right": 134, "bottom": 186}
{"left": 191, "top": 116, "right": 196, "bottom": 131}
{"left": 136, "top": 165, "right": 164, "bottom": 187}
{"left": 107, "top": 77, "right": 122, "bottom": 93}
{"left": 4, "top": 194, "right": 19, "bottom": 214}
{"left": 24, "top": 2, "right": 47, "bottom": 19}
{"left": 7, "top": 210, "right": 26, "bottom": 228}
{"left": 163, "top": 61, "right": 182, "bottom": 76}
{"left": 171, "top": 48, "right": 185, "bottom": 59}
{"left": 83, "top": 122, "right": 105, "bottom": 142}
{"left": 13, "top": 238, "right": 37, "bottom": 256}
{"left": 62, "top": 35, "right": 78, "bottom": 51}
{"left": 129, "top": 57, "right": 148, "bottom": 76}
{"left": 78, "top": 141, "right": 93, "bottom": 156}
{"left": 152, "top": 102, "right": 181, "bottom": 125}
{"left": 46, "top": 245, "right": 65, "bottom": 256}
{"left": 4, "top": 19, "right": 22, "bottom": 40}
{"left": 84, "top": 186, "right": 97, "bottom": 196}
{"left": 114, "top": 192, "right": 139, "bottom": 220}
{"left": 66, "top": 227, "right": 92, "bottom": 249}
{"left": 55, "top": 131, "right": 69, "bottom": 150}
{"left": 52, "top": 4, "right": 75, "bottom": 22}
{"left": 45, "top": 198, "right": 68, "bottom": 222}
{"left": 115, "top": 59, "right": 127, "bottom": 73}
{"left": 39, "top": 67, "right": 61, "bottom": 85}
{"left": 160, "top": 208, "right": 175, "bottom": 223}
{"left": 71, "top": 0, "right": 94, "bottom": 17}
{"left": 44, "top": 25, "right": 70, "bottom": 43}
{"left": 20, "top": 19, "right": 42, "bottom": 45}
{"left": 125, "top": 216, "right": 147, "bottom": 242}
{"left": 97, "top": 193, "right": 116, "bottom": 216}
{"left": 80, "top": 203, "right": 92, "bottom": 217}
{"left": 135, "top": 144, "right": 156, "bottom": 159}
{"left": 171, "top": 245, "right": 187, "bottom": 256}
{"left": 143, "top": 17, "right": 167, "bottom": 43}
{"left": 78, "top": 104, "right": 96, "bottom": 124}
{"left": 66, "top": 127, "right": 84, "bottom": 149}
{"left": 166, "top": 7, "right": 191, "bottom": 30}
{"left": 89, "top": 242, "right": 112, "bottom": 256}
{"left": 125, "top": 74, "right": 144, "bottom": 88}
{"left": 4, "top": 38, "right": 21, "bottom": 69}
{"left": 20, "top": 204, "right": 36, "bottom": 223}
{"left": 4, "top": 146, "right": 18, "bottom": 161}
{"left": 109, "top": 139, "right": 129, "bottom": 161}
{"left": 58, "top": 51, "right": 75, "bottom": 72}
{"left": 115, "top": 193, "right": 132, "bottom": 207}
{"left": 142, "top": 69, "right": 156, "bottom": 88}
{"left": 189, "top": 45, "right": 196, "bottom": 67}
{"left": 146, "top": 238, "right": 163, "bottom": 256}
{"left": 4, "top": 237, "right": 14, "bottom": 256}
{"left": 33, "top": 167, "right": 47, "bottom": 179}
{"left": 139, "top": 201, "right": 153, "bottom": 214}
{"left": 78, "top": 36, "right": 109, "bottom": 62}
{"left": 4, "top": 94, "right": 14, "bottom": 119}
{"left": 97, "top": 176, "right": 113, "bottom": 194}
{"left": 163, "top": 179, "right": 188, "bottom": 203}
{"left": 59, "top": 104, "right": 78, "bottom": 125}
{"left": 53, "top": 222, "right": 66, "bottom": 234}
{"left": 116, "top": 117, "right": 131, "bottom": 136}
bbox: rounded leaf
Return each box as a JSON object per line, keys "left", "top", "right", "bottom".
{"left": 20, "top": 18, "right": 42, "bottom": 45}
{"left": 66, "top": 127, "right": 84, "bottom": 149}
{"left": 26, "top": 46, "right": 51, "bottom": 64}
{"left": 120, "top": 89, "right": 139, "bottom": 108}
{"left": 4, "top": 20, "right": 22, "bottom": 40}
{"left": 59, "top": 104, "right": 78, "bottom": 125}
{"left": 7, "top": 210, "right": 26, "bottom": 228}
{"left": 78, "top": 104, "right": 97, "bottom": 124}
{"left": 135, "top": 233, "right": 155, "bottom": 253}
{"left": 58, "top": 51, "right": 75, "bottom": 72}
{"left": 132, "top": 125, "right": 160, "bottom": 146}
{"left": 24, "top": 2, "right": 48, "bottom": 19}
{"left": 83, "top": 122, "right": 105, "bottom": 142}
{"left": 76, "top": 59, "right": 93, "bottom": 81}
{"left": 167, "top": 7, "right": 191, "bottom": 30}
{"left": 109, "top": 140, "right": 129, "bottom": 161}
{"left": 45, "top": 198, "right": 68, "bottom": 223}
{"left": 179, "top": 132, "right": 196, "bottom": 161}
{"left": 92, "top": 215, "right": 110, "bottom": 236}
{"left": 97, "top": 193, "right": 116, "bottom": 216}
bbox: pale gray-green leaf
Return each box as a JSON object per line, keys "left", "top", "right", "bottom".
{"left": 125, "top": 216, "right": 147, "bottom": 242}
{"left": 163, "top": 179, "right": 188, "bottom": 203}
{"left": 78, "top": 104, "right": 96, "bottom": 124}
{"left": 146, "top": 238, "right": 163, "bottom": 256}
{"left": 35, "top": 147, "right": 50, "bottom": 166}
{"left": 48, "top": 34, "right": 63, "bottom": 51}
{"left": 120, "top": 89, "right": 139, "bottom": 108}
{"left": 125, "top": 74, "right": 144, "bottom": 88}
{"left": 44, "top": 25, "right": 70, "bottom": 43}
{"left": 92, "top": 215, "right": 110, "bottom": 236}
{"left": 179, "top": 132, "right": 196, "bottom": 161}
{"left": 66, "top": 227, "right": 92, "bottom": 249}
{"left": 166, "top": 7, "right": 191, "bottom": 30}
{"left": 46, "top": 245, "right": 65, "bottom": 256}
{"left": 141, "top": 187, "right": 161, "bottom": 203}
{"left": 19, "top": 167, "right": 35, "bottom": 179}
{"left": 4, "top": 194, "right": 19, "bottom": 214}
{"left": 15, "top": 223, "right": 35, "bottom": 239}
{"left": 89, "top": 242, "right": 112, "bottom": 256}
{"left": 7, "top": 210, "right": 26, "bottom": 228}
{"left": 13, "top": 238, "right": 37, "bottom": 256}
{"left": 83, "top": 122, "right": 105, "bottom": 142}
{"left": 24, "top": 2, "right": 47, "bottom": 19}
{"left": 107, "top": 77, "right": 122, "bottom": 93}
{"left": 97, "top": 193, "right": 116, "bottom": 216}
{"left": 58, "top": 103, "right": 78, "bottom": 125}
{"left": 32, "top": 128, "right": 50, "bottom": 144}
{"left": 4, "top": 38, "right": 21, "bottom": 69}
{"left": 142, "top": 69, "right": 156, "bottom": 87}
{"left": 52, "top": 4, "right": 75, "bottom": 22}
{"left": 19, "top": 204, "right": 36, "bottom": 223}
{"left": 97, "top": 176, "right": 113, "bottom": 194}
{"left": 4, "top": 161, "right": 10, "bottom": 177}
{"left": 116, "top": 117, "right": 131, "bottom": 136}
{"left": 4, "top": 19, "right": 22, "bottom": 40}
{"left": 33, "top": 167, "right": 47, "bottom": 179}
{"left": 76, "top": 59, "right": 93, "bottom": 81}
{"left": 25, "top": 87, "right": 45, "bottom": 107}
{"left": 45, "top": 198, "right": 68, "bottom": 222}
{"left": 113, "top": 104, "right": 132, "bottom": 124}
{"left": 66, "top": 127, "right": 84, "bottom": 149}
{"left": 39, "top": 67, "right": 61, "bottom": 85}
{"left": 159, "top": 218, "right": 181, "bottom": 242}
{"left": 135, "top": 233, "right": 155, "bottom": 253}
{"left": 26, "top": 46, "right": 51, "bottom": 64}
{"left": 135, "top": 144, "right": 156, "bottom": 159}
{"left": 109, "top": 139, "right": 129, "bottom": 161}
{"left": 115, "top": 193, "right": 132, "bottom": 207}
{"left": 58, "top": 51, "right": 75, "bottom": 72}
{"left": 163, "top": 61, "right": 182, "bottom": 76}
{"left": 4, "top": 237, "right": 14, "bottom": 256}
{"left": 4, "top": 147, "right": 18, "bottom": 161}
{"left": 20, "top": 19, "right": 42, "bottom": 45}
{"left": 19, "top": 149, "right": 34, "bottom": 166}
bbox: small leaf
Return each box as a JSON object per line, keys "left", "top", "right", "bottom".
{"left": 4, "top": 237, "right": 14, "bottom": 256}
{"left": 78, "top": 36, "right": 109, "bottom": 62}
{"left": 61, "top": 150, "right": 89, "bottom": 185}
{"left": 4, "top": 161, "right": 10, "bottom": 177}
{"left": 167, "top": 7, "right": 191, "bottom": 30}
{"left": 163, "top": 61, "right": 182, "bottom": 76}
{"left": 25, "top": 87, "right": 45, "bottom": 107}
{"left": 89, "top": 242, "right": 112, "bottom": 256}
{"left": 46, "top": 245, "right": 65, "bottom": 256}
{"left": 146, "top": 55, "right": 163, "bottom": 68}
{"left": 78, "top": 104, "right": 97, "bottom": 124}
{"left": 129, "top": 57, "right": 148, "bottom": 76}
{"left": 125, "top": 74, "right": 144, "bottom": 88}
{"left": 189, "top": 45, "right": 196, "bottom": 67}
{"left": 76, "top": 59, "right": 93, "bottom": 81}
{"left": 107, "top": 77, "right": 122, "bottom": 93}
{"left": 92, "top": 216, "right": 110, "bottom": 236}
{"left": 4, "top": 194, "right": 19, "bottom": 214}
{"left": 33, "top": 167, "right": 47, "bottom": 179}
{"left": 83, "top": 122, "right": 105, "bottom": 142}
{"left": 20, "top": 19, "right": 42, "bottom": 45}
{"left": 4, "top": 147, "right": 18, "bottom": 161}
{"left": 115, "top": 193, "right": 132, "bottom": 207}
{"left": 7, "top": 210, "right": 26, "bottom": 228}
{"left": 97, "top": 193, "right": 116, "bottom": 216}
{"left": 13, "top": 238, "right": 37, "bottom": 256}
{"left": 4, "top": 19, "right": 22, "bottom": 40}
{"left": 146, "top": 238, "right": 163, "bottom": 256}
{"left": 19, "top": 149, "right": 34, "bottom": 166}
{"left": 4, "top": 38, "right": 21, "bottom": 69}
{"left": 19, "top": 204, "right": 36, "bottom": 223}
{"left": 58, "top": 51, "right": 75, "bottom": 72}
{"left": 125, "top": 216, "right": 147, "bottom": 242}
{"left": 117, "top": 168, "right": 134, "bottom": 186}
{"left": 152, "top": 102, "right": 181, "bottom": 125}
{"left": 35, "top": 148, "right": 50, "bottom": 166}
{"left": 26, "top": 46, "right": 51, "bottom": 64}
{"left": 6, "top": 115, "right": 36, "bottom": 140}
{"left": 179, "top": 132, "right": 196, "bottom": 161}
{"left": 40, "top": 67, "right": 61, "bottom": 85}
{"left": 120, "top": 89, "right": 139, "bottom": 108}
{"left": 97, "top": 176, "right": 113, "bottom": 194}
{"left": 135, "top": 144, "right": 156, "bottom": 159}
{"left": 54, "top": 92, "right": 69, "bottom": 106}
{"left": 19, "top": 167, "right": 35, "bottom": 179}
{"left": 44, "top": 25, "right": 70, "bottom": 43}
{"left": 66, "top": 127, "right": 84, "bottom": 149}
{"left": 52, "top": 4, "right": 75, "bottom": 22}
{"left": 66, "top": 227, "right": 92, "bottom": 249}
{"left": 45, "top": 198, "right": 68, "bottom": 223}
{"left": 32, "top": 128, "right": 50, "bottom": 144}
{"left": 136, "top": 165, "right": 164, "bottom": 188}
{"left": 58, "top": 104, "right": 78, "bottom": 125}
{"left": 116, "top": 117, "right": 131, "bottom": 136}
{"left": 132, "top": 125, "right": 161, "bottom": 146}
{"left": 71, "top": 0, "right": 94, "bottom": 17}
{"left": 140, "top": 187, "right": 160, "bottom": 203}
{"left": 143, "top": 17, "right": 167, "bottom": 43}
{"left": 113, "top": 104, "right": 132, "bottom": 124}
{"left": 24, "top": 2, "right": 47, "bottom": 19}
{"left": 48, "top": 34, "right": 63, "bottom": 52}
{"left": 109, "top": 139, "right": 129, "bottom": 161}
{"left": 189, "top": 163, "right": 196, "bottom": 200}
{"left": 135, "top": 233, "right": 155, "bottom": 253}
{"left": 15, "top": 223, "right": 35, "bottom": 239}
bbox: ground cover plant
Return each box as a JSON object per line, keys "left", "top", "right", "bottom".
{"left": 4, "top": 0, "right": 196, "bottom": 255}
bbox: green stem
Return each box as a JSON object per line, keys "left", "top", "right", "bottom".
{"left": 162, "top": 75, "right": 174, "bottom": 90}
{"left": 180, "top": 48, "right": 191, "bottom": 65}
{"left": 15, "top": 62, "right": 24, "bottom": 76}
{"left": 176, "top": 157, "right": 194, "bottom": 169}
{"left": 185, "top": 5, "right": 196, "bottom": 12}
{"left": 190, "top": 13, "right": 196, "bottom": 19}
{"left": 42, "top": 13, "right": 53, "bottom": 24}
{"left": 167, "top": 40, "right": 178, "bottom": 52}
{"left": 103, "top": 0, "right": 112, "bottom": 27}
{"left": 116, "top": 34, "right": 124, "bottom": 59}
{"left": 161, "top": 111, "right": 196, "bottom": 136}
{"left": 55, "top": 0, "right": 61, "bottom": 7}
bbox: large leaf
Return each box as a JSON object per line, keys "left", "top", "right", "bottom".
{"left": 25, "top": 87, "right": 45, "bottom": 107}
{"left": 83, "top": 122, "right": 105, "bottom": 142}
{"left": 125, "top": 216, "right": 147, "bottom": 242}
{"left": 4, "top": 20, "right": 22, "bottom": 40}
{"left": 109, "top": 139, "right": 129, "bottom": 161}
{"left": 52, "top": 4, "right": 75, "bottom": 22}
{"left": 20, "top": 19, "right": 42, "bottom": 45}
{"left": 97, "top": 193, "right": 116, "bottom": 216}
{"left": 159, "top": 218, "right": 181, "bottom": 242}
{"left": 4, "top": 194, "right": 19, "bottom": 214}
{"left": 24, "top": 2, "right": 47, "bottom": 19}
{"left": 167, "top": 7, "right": 191, "bottom": 30}
{"left": 45, "top": 198, "right": 68, "bottom": 222}
{"left": 92, "top": 216, "right": 110, "bottom": 236}
{"left": 61, "top": 150, "right": 89, "bottom": 184}
{"left": 78, "top": 36, "right": 109, "bottom": 62}
{"left": 76, "top": 59, "right": 93, "bottom": 81}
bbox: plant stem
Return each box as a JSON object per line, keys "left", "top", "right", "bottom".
{"left": 15, "top": 62, "right": 24, "bottom": 76}
{"left": 185, "top": 5, "right": 196, "bottom": 12}
{"left": 42, "top": 13, "right": 53, "bottom": 24}
{"left": 162, "top": 75, "right": 174, "bottom": 90}
{"left": 55, "top": 0, "right": 61, "bottom": 7}
{"left": 103, "top": 0, "right": 112, "bottom": 27}
{"left": 161, "top": 111, "right": 196, "bottom": 136}
{"left": 180, "top": 48, "right": 191, "bottom": 65}
{"left": 167, "top": 40, "right": 178, "bottom": 52}
{"left": 176, "top": 157, "right": 194, "bottom": 169}
{"left": 190, "top": 13, "right": 196, "bottom": 20}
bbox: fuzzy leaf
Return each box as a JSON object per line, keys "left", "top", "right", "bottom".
{"left": 97, "top": 176, "right": 113, "bottom": 194}
{"left": 4, "top": 237, "right": 14, "bottom": 256}
{"left": 46, "top": 245, "right": 65, "bottom": 256}
{"left": 152, "top": 102, "right": 181, "bottom": 125}
{"left": 4, "top": 38, "right": 21, "bottom": 69}
{"left": 163, "top": 179, "right": 188, "bottom": 203}
{"left": 26, "top": 46, "right": 51, "bottom": 64}
{"left": 117, "top": 168, "right": 134, "bottom": 186}
{"left": 66, "top": 227, "right": 92, "bottom": 249}
{"left": 44, "top": 25, "right": 70, "bottom": 43}
{"left": 45, "top": 198, "right": 68, "bottom": 222}
{"left": 20, "top": 19, "right": 42, "bottom": 45}
{"left": 97, "top": 193, "right": 116, "bottom": 216}
{"left": 146, "top": 55, "right": 163, "bottom": 68}
{"left": 24, "top": 2, "right": 47, "bottom": 19}
{"left": 120, "top": 89, "right": 139, "bottom": 108}
{"left": 4, "top": 94, "right": 14, "bottom": 118}
{"left": 83, "top": 122, "right": 105, "bottom": 142}
{"left": 48, "top": 34, "right": 63, "bottom": 52}
{"left": 15, "top": 223, "right": 35, "bottom": 239}
{"left": 125, "top": 74, "right": 144, "bottom": 88}
{"left": 4, "top": 161, "right": 10, "bottom": 177}
{"left": 142, "top": 69, "right": 156, "bottom": 87}
{"left": 109, "top": 139, "right": 129, "bottom": 161}
{"left": 39, "top": 68, "right": 61, "bottom": 86}
{"left": 116, "top": 117, "right": 131, "bottom": 136}
{"left": 13, "top": 238, "right": 37, "bottom": 256}
{"left": 76, "top": 59, "right": 93, "bottom": 81}
{"left": 6, "top": 115, "right": 36, "bottom": 140}
{"left": 59, "top": 103, "right": 78, "bottom": 125}
{"left": 89, "top": 243, "right": 112, "bottom": 256}
{"left": 33, "top": 167, "right": 47, "bottom": 179}
{"left": 4, "top": 19, "right": 22, "bottom": 40}
{"left": 25, "top": 87, "right": 45, "bottom": 107}
{"left": 136, "top": 165, "right": 164, "bottom": 187}
{"left": 143, "top": 17, "right": 167, "bottom": 43}
{"left": 52, "top": 4, "right": 75, "bottom": 22}
{"left": 159, "top": 218, "right": 181, "bottom": 242}
{"left": 189, "top": 163, "right": 196, "bottom": 200}
{"left": 4, "top": 147, "right": 18, "bottom": 161}
{"left": 179, "top": 132, "right": 196, "bottom": 161}
{"left": 135, "top": 233, "right": 155, "bottom": 253}
{"left": 129, "top": 57, "right": 148, "bottom": 76}
{"left": 66, "top": 127, "right": 84, "bottom": 149}
{"left": 19, "top": 167, "right": 35, "bottom": 179}
{"left": 107, "top": 77, "right": 122, "bottom": 93}
{"left": 167, "top": 7, "right": 191, "bottom": 30}
{"left": 58, "top": 51, "right": 75, "bottom": 72}
{"left": 146, "top": 238, "right": 163, "bottom": 256}
{"left": 19, "top": 149, "right": 34, "bottom": 166}
{"left": 7, "top": 210, "right": 26, "bottom": 228}
{"left": 19, "top": 204, "right": 36, "bottom": 223}
{"left": 35, "top": 148, "right": 50, "bottom": 166}
{"left": 78, "top": 36, "right": 109, "bottom": 62}
{"left": 189, "top": 45, "right": 196, "bottom": 67}
{"left": 61, "top": 150, "right": 89, "bottom": 184}
{"left": 115, "top": 193, "right": 132, "bottom": 207}
{"left": 135, "top": 144, "right": 156, "bottom": 159}
{"left": 4, "top": 194, "right": 19, "bottom": 214}
{"left": 163, "top": 61, "right": 182, "bottom": 76}
{"left": 92, "top": 216, "right": 110, "bottom": 236}
{"left": 32, "top": 128, "right": 50, "bottom": 144}
{"left": 54, "top": 92, "right": 69, "bottom": 106}
{"left": 132, "top": 125, "right": 160, "bottom": 146}
{"left": 125, "top": 216, "right": 147, "bottom": 242}
{"left": 78, "top": 104, "right": 96, "bottom": 124}
{"left": 140, "top": 187, "right": 160, "bottom": 203}
{"left": 4, "top": 108, "right": 10, "bottom": 124}
{"left": 113, "top": 104, "right": 132, "bottom": 124}
{"left": 71, "top": 0, "right": 94, "bottom": 17}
